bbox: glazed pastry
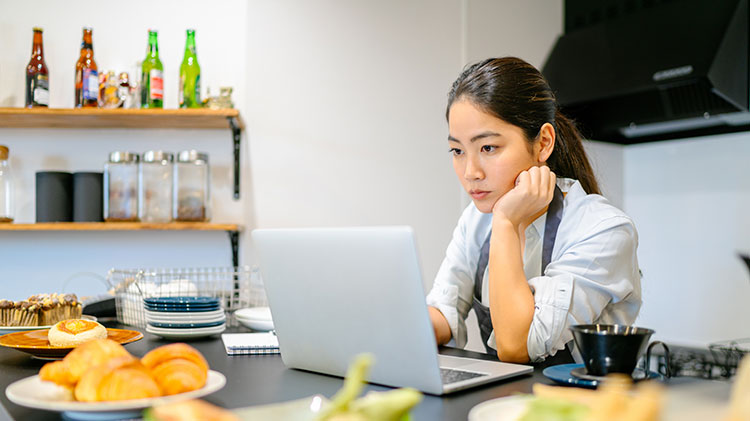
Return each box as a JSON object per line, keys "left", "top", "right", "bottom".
{"left": 39, "top": 360, "right": 76, "bottom": 389}
{"left": 148, "top": 399, "right": 239, "bottom": 421}
{"left": 142, "top": 343, "right": 209, "bottom": 395}
{"left": 40, "top": 339, "right": 130, "bottom": 388}
{"left": 48, "top": 319, "right": 107, "bottom": 347}
{"left": 75, "top": 355, "right": 161, "bottom": 402}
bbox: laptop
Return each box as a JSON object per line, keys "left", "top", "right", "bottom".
{"left": 251, "top": 226, "right": 533, "bottom": 395}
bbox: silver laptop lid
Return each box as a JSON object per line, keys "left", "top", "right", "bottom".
{"left": 252, "top": 226, "right": 444, "bottom": 394}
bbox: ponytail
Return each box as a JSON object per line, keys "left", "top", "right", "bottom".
{"left": 550, "top": 110, "right": 601, "bottom": 195}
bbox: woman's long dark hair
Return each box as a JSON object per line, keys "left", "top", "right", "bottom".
{"left": 446, "top": 57, "right": 601, "bottom": 195}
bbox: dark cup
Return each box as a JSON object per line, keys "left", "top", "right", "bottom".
{"left": 570, "top": 324, "right": 654, "bottom": 376}
{"left": 73, "top": 172, "right": 103, "bottom": 222}
{"left": 36, "top": 171, "right": 73, "bottom": 222}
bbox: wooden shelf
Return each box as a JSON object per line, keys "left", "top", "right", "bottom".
{"left": 0, "top": 222, "right": 242, "bottom": 232}
{"left": 0, "top": 107, "right": 246, "bottom": 199}
{"left": 0, "top": 108, "right": 245, "bottom": 130}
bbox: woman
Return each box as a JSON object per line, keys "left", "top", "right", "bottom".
{"left": 426, "top": 57, "right": 641, "bottom": 364}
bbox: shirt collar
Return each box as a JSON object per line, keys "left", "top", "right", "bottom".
{"left": 527, "top": 211, "right": 547, "bottom": 240}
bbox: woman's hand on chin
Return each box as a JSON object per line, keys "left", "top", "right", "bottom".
{"left": 492, "top": 166, "right": 556, "bottom": 229}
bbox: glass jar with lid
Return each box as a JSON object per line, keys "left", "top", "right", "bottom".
{"left": 174, "top": 150, "right": 210, "bottom": 221}
{"left": 139, "top": 150, "right": 173, "bottom": 223}
{"left": 104, "top": 151, "right": 139, "bottom": 221}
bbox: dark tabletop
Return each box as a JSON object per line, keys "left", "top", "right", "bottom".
{"left": 0, "top": 323, "right": 554, "bottom": 421}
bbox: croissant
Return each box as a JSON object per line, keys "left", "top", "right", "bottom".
{"left": 40, "top": 338, "right": 131, "bottom": 387}
{"left": 75, "top": 355, "right": 161, "bottom": 402}
{"left": 142, "top": 343, "right": 209, "bottom": 395}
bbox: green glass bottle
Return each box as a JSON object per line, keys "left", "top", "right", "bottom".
{"left": 179, "top": 29, "right": 201, "bottom": 108}
{"left": 141, "top": 30, "right": 164, "bottom": 108}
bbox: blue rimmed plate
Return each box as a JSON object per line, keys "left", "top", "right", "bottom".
{"left": 144, "top": 305, "right": 221, "bottom": 313}
{"left": 144, "top": 297, "right": 220, "bottom": 305}
{"left": 543, "top": 363, "right": 664, "bottom": 388}
{"left": 148, "top": 320, "right": 226, "bottom": 329}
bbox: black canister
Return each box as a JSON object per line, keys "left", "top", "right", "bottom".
{"left": 73, "top": 172, "right": 103, "bottom": 222}
{"left": 36, "top": 171, "right": 73, "bottom": 222}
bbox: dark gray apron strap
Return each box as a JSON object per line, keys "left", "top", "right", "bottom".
{"left": 471, "top": 186, "right": 573, "bottom": 364}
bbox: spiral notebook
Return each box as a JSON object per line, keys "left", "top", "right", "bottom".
{"left": 221, "top": 332, "right": 280, "bottom": 355}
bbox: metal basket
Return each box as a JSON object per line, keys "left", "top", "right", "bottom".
{"left": 708, "top": 338, "right": 750, "bottom": 378}
{"left": 107, "top": 266, "right": 266, "bottom": 328}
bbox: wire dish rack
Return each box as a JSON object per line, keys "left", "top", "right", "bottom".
{"left": 107, "top": 266, "right": 267, "bottom": 328}
{"left": 709, "top": 338, "right": 750, "bottom": 378}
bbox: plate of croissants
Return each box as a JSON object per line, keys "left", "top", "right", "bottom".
{"left": 5, "top": 338, "right": 226, "bottom": 419}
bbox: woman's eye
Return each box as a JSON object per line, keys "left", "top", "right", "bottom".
{"left": 449, "top": 148, "right": 463, "bottom": 156}
{"left": 481, "top": 145, "right": 496, "bottom": 153}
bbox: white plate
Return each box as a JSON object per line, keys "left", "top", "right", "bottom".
{"left": 468, "top": 395, "right": 533, "bottom": 421}
{"left": 233, "top": 395, "right": 328, "bottom": 420}
{"left": 6, "top": 370, "right": 225, "bottom": 416}
{"left": 0, "top": 315, "right": 97, "bottom": 332}
{"left": 236, "top": 317, "right": 274, "bottom": 332}
{"left": 145, "top": 324, "right": 226, "bottom": 339}
{"left": 146, "top": 313, "right": 226, "bottom": 324}
{"left": 234, "top": 307, "right": 272, "bottom": 321}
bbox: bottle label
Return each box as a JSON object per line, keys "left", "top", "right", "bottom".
{"left": 83, "top": 69, "right": 99, "bottom": 100}
{"left": 32, "top": 74, "right": 49, "bottom": 106}
{"left": 195, "top": 75, "right": 201, "bottom": 103}
{"left": 178, "top": 75, "right": 185, "bottom": 106}
{"left": 149, "top": 69, "right": 164, "bottom": 100}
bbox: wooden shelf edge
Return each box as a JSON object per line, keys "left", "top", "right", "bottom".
{"left": 0, "top": 222, "right": 243, "bottom": 232}
{"left": 0, "top": 107, "right": 245, "bottom": 130}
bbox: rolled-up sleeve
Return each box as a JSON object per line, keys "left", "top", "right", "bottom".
{"left": 523, "top": 217, "right": 642, "bottom": 362}
{"left": 426, "top": 210, "right": 478, "bottom": 348}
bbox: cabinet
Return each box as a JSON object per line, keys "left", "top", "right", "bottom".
{"left": 0, "top": 107, "right": 246, "bottom": 267}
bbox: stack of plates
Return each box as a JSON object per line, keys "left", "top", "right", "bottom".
{"left": 234, "top": 307, "right": 274, "bottom": 331}
{"left": 144, "top": 297, "right": 226, "bottom": 339}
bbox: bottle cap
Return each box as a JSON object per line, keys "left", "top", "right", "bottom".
{"left": 33, "top": 27, "right": 43, "bottom": 32}
{"left": 0, "top": 146, "right": 8, "bottom": 161}
{"left": 143, "top": 150, "right": 174, "bottom": 163}
{"left": 177, "top": 150, "right": 209, "bottom": 163}
{"left": 108, "top": 151, "right": 139, "bottom": 163}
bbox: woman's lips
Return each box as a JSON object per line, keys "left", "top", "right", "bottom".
{"left": 470, "top": 190, "right": 490, "bottom": 200}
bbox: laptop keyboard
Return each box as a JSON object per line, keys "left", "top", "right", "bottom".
{"left": 440, "top": 367, "right": 488, "bottom": 384}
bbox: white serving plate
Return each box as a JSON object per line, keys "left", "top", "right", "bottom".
{"left": 233, "top": 395, "right": 328, "bottom": 420}
{"left": 6, "top": 370, "right": 225, "bottom": 420}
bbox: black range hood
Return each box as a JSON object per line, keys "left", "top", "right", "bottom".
{"left": 542, "top": 0, "right": 749, "bottom": 144}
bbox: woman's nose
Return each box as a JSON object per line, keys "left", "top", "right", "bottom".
{"left": 464, "top": 156, "right": 484, "bottom": 181}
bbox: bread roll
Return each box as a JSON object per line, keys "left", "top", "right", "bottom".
{"left": 75, "top": 355, "right": 161, "bottom": 402}
{"left": 48, "top": 319, "right": 107, "bottom": 347}
{"left": 142, "top": 343, "right": 209, "bottom": 395}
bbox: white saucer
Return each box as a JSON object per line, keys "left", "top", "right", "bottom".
{"left": 145, "top": 323, "right": 226, "bottom": 339}
{"left": 236, "top": 317, "right": 274, "bottom": 331}
{"left": 235, "top": 307, "right": 272, "bottom": 321}
{"left": 468, "top": 395, "right": 533, "bottom": 421}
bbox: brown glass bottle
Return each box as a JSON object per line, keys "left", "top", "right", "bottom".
{"left": 25, "top": 27, "right": 49, "bottom": 108}
{"left": 74, "top": 28, "right": 98, "bottom": 108}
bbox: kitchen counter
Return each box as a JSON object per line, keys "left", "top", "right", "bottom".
{"left": 0, "top": 324, "right": 736, "bottom": 420}
{"left": 0, "top": 324, "right": 549, "bottom": 420}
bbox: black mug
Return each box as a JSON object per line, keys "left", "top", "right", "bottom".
{"left": 36, "top": 171, "right": 73, "bottom": 222}
{"left": 73, "top": 172, "right": 103, "bottom": 222}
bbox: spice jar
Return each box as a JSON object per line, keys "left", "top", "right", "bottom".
{"left": 174, "top": 150, "right": 210, "bottom": 221}
{"left": 104, "top": 151, "right": 139, "bottom": 221}
{"left": 139, "top": 150, "right": 173, "bottom": 223}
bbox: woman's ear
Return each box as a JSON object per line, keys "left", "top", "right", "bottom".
{"left": 536, "top": 122, "right": 556, "bottom": 163}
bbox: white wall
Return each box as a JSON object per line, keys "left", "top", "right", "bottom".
{"left": 625, "top": 132, "right": 750, "bottom": 346}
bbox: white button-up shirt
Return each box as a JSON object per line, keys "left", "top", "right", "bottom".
{"left": 426, "top": 178, "right": 642, "bottom": 362}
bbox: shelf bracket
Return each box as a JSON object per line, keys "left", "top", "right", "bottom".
{"left": 228, "top": 230, "right": 240, "bottom": 268}
{"left": 228, "top": 116, "right": 242, "bottom": 200}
